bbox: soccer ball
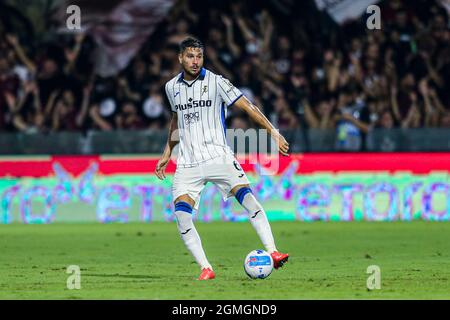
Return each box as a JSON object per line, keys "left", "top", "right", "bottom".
{"left": 244, "top": 249, "right": 274, "bottom": 279}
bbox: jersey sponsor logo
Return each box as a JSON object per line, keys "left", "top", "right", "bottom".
{"left": 175, "top": 98, "right": 212, "bottom": 111}
{"left": 184, "top": 112, "right": 200, "bottom": 125}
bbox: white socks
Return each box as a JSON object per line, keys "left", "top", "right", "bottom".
{"left": 240, "top": 192, "right": 277, "bottom": 253}
{"left": 174, "top": 191, "right": 276, "bottom": 272}
{"left": 174, "top": 208, "right": 212, "bottom": 270}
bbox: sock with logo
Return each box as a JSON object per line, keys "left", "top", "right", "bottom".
{"left": 174, "top": 201, "right": 212, "bottom": 270}
{"left": 235, "top": 187, "right": 277, "bottom": 253}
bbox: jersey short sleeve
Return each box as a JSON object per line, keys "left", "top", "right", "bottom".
{"left": 217, "top": 76, "right": 243, "bottom": 107}
{"left": 165, "top": 82, "right": 176, "bottom": 112}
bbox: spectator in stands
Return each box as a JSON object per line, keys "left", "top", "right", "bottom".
{"left": 0, "top": 53, "right": 20, "bottom": 130}
{"left": 440, "top": 111, "right": 450, "bottom": 128}
{"left": 9, "top": 80, "right": 45, "bottom": 133}
{"left": 304, "top": 97, "right": 337, "bottom": 130}
{"left": 376, "top": 109, "right": 398, "bottom": 129}
{"left": 271, "top": 96, "right": 300, "bottom": 130}
{"left": 0, "top": 0, "right": 448, "bottom": 153}
{"left": 141, "top": 83, "right": 168, "bottom": 129}
{"left": 115, "top": 100, "right": 146, "bottom": 130}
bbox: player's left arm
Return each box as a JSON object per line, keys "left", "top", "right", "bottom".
{"left": 233, "top": 96, "right": 289, "bottom": 156}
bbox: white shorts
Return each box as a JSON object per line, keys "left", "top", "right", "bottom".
{"left": 172, "top": 153, "right": 250, "bottom": 210}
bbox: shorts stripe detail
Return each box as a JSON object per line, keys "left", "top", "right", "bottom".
{"left": 175, "top": 201, "right": 193, "bottom": 214}
{"left": 235, "top": 187, "right": 252, "bottom": 205}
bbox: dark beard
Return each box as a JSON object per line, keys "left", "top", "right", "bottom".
{"left": 184, "top": 68, "right": 200, "bottom": 79}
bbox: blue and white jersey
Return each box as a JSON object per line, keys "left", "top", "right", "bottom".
{"left": 165, "top": 68, "right": 243, "bottom": 168}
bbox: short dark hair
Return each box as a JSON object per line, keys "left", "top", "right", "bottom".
{"left": 179, "top": 37, "right": 204, "bottom": 53}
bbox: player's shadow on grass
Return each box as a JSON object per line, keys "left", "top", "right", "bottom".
{"left": 83, "top": 273, "right": 162, "bottom": 280}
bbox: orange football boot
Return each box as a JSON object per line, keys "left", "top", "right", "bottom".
{"left": 198, "top": 267, "right": 215, "bottom": 280}
{"left": 271, "top": 251, "right": 289, "bottom": 269}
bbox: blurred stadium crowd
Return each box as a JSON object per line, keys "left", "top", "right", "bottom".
{"left": 0, "top": 0, "right": 449, "bottom": 143}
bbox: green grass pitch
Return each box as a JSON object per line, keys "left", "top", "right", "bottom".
{"left": 0, "top": 221, "right": 449, "bottom": 299}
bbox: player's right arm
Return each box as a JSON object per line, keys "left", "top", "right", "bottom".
{"left": 156, "top": 82, "right": 179, "bottom": 180}
{"left": 155, "top": 112, "right": 178, "bottom": 180}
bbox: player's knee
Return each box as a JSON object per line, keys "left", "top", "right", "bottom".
{"left": 231, "top": 184, "right": 250, "bottom": 195}
{"left": 234, "top": 186, "right": 252, "bottom": 205}
{"left": 174, "top": 195, "right": 195, "bottom": 207}
{"left": 174, "top": 201, "right": 193, "bottom": 214}
{"left": 174, "top": 202, "right": 193, "bottom": 230}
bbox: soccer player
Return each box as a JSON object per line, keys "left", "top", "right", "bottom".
{"left": 155, "top": 37, "right": 290, "bottom": 280}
